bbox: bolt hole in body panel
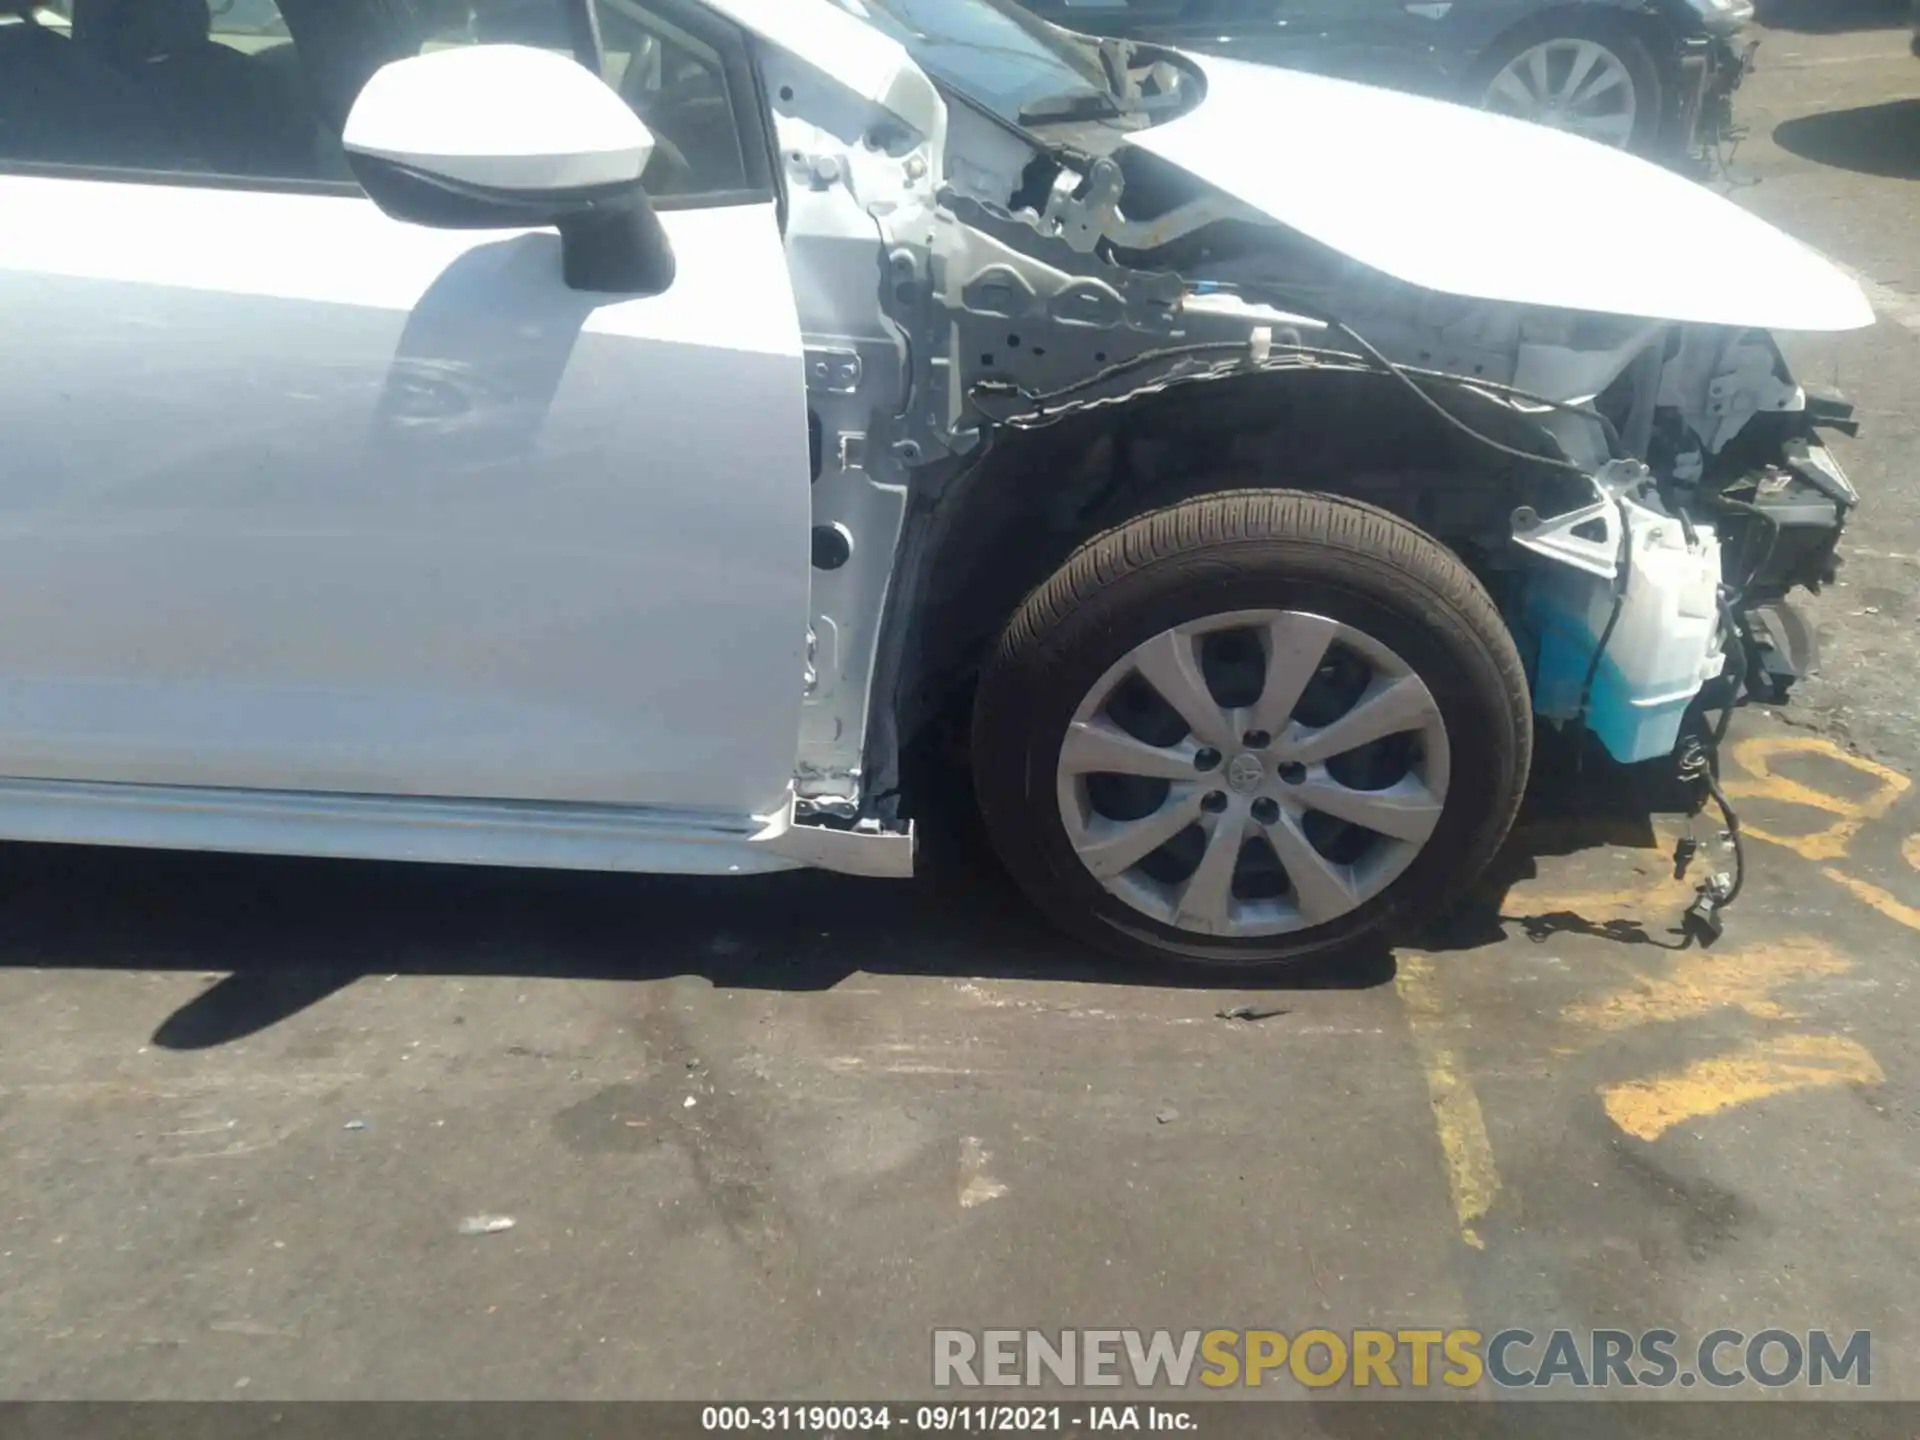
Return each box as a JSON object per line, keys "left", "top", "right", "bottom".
{"left": 811, "top": 524, "right": 852, "bottom": 570}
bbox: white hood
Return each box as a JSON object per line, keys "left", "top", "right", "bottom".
{"left": 1125, "top": 56, "right": 1874, "bottom": 333}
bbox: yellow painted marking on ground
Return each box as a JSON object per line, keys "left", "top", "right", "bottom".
{"left": 1721, "top": 736, "right": 1910, "bottom": 862}
{"left": 1396, "top": 955, "right": 1499, "bottom": 1249}
{"left": 1822, "top": 867, "right": 1920, "bottom": 935}
{"left": 1562, "top": 937, "right": 1851, "bottom": 1033}
{"left": 1601, "top": 1034, "right": 1884, "bottom": 1142}
{"left": 1904, "top": 835, "right": 1920, "bottom": 874}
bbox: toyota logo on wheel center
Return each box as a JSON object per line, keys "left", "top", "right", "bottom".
{"left": 1226, "top": 753, "right": 1267, "bottom": 794}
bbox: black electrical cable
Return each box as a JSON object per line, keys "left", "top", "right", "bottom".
{"left": 1674, "top": 501, "right": 1700, "bottom": 550}
{"left": 969, "top": 340, "right": 1254, "bottom": 418}
{"left": 970, "top": 288, "right": 1601, "bottom": 479}
{"left": 1261, "top": 300, "right": 1594, "bottom": 477}
{"left": 1720, "top": 664, "right": 1751, "bottom": 756}
{"left": 1573, "top": 513, "right": 1633, "bottom": 748}
{"left": 1670, "top": 591, "right": 1751, "bottom": 942}
{"left": 1704, "top": 767, "right": 1746, "bottom": 908}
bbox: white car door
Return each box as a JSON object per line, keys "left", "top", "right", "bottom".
{"left": 0, "top": 0, "right": 810, "bottom": 820}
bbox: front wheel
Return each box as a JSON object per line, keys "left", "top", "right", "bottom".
{"left": 971, "top": 490, "right": 1532, "bottom": 971}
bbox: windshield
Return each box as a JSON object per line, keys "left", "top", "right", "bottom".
{"left": 831, "top": 0, "right": 1114, "bottom": 123}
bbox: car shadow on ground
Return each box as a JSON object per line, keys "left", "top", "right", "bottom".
{"left": 1423, "top": 728, "right": 1698, "bottom": 956}
{"left": 0, "top": 730, "right": 1698, "bottom": 1051}
{"left": 1754, "top": 0, "right": 1910, "bottom": 34}
{"left": 1773, "top": 99, "right": 1920, "bottom": 180}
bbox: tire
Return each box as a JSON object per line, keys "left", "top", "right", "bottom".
{"left": 971, "top": 489, "right": 1532, "bottom": 971}
{"left": 1467, "top": 10, "right": 1666, "bottom": 154}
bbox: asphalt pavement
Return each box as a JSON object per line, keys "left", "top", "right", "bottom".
{"left": 2, "top": 10, "right": 1918, "bottom": 1421}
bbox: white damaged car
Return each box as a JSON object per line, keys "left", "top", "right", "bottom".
{"left": 0, "top": 0, "right": 1870, "bottom": 967}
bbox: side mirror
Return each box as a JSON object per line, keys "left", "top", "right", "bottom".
{"left": 343, "top": 45, "right": 674, "bottom": 295}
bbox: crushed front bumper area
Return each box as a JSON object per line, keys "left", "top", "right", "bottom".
{"left": 1674, "top": 32, "right": 1758, "bottom": 169}
{"left": 1726, "top": 421, "right": 1857, "bottom": 702}
{"left": 1512, "top": 363, "right": 1857, "bottom": 765}
{"left": 1505, "top": 388, "right": 1854, "bottom": 946}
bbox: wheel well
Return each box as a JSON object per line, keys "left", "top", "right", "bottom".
{"left": 889, "top": 367, "right": 1588, "bottom": 751}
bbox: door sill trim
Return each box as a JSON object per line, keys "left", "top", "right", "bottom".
{"left": 0, "top": 775, "right": 907, "bottom": 878}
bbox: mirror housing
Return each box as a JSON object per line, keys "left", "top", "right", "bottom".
{"left": 343, "top": 45, "right": 674, "bottom": 295}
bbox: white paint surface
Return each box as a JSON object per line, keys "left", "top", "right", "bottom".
{"left": 0, "top": 178, "right": 810, "bottom": 813}
{"left": 344, "top": 45, "right": 656, "bottom": 193}
{"left": 1818, "top": 255, "right": 1920, "bottom": 338}
{"left": 705, "top": 0, "right": 939, "bottom": 134}
{"left": 1128, "top": 55, "right": 1875, "bottom": 333}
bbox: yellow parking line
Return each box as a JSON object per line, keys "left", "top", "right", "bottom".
{"left": 1721, "top": 736, "right": 1910, "bottom": 862}
{"left": 1562, "top": 937, "right": 1851, "bottom": 1033}
{"left": 1823, "top": 867, "right": 1920, "bottom": 934}
{"left": 1600, "top": 1033, "right": 1884, "bottom": 1142}
{"left": 1396, "top": 955, "right": 1500, "bottom": 1249}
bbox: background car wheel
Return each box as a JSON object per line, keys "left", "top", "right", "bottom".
{"left": 1469, "top": 13, "right": 1664, "bottom": 151}
{"left": 971, "top": 489, "right": 1532, "bottom": 971}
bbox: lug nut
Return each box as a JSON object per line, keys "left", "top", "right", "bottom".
{"left": 1194, "top": 747, "right": 1222, "bottom": 772}
{"left": 1277, "top": 761, "right": 1307, "bottom": 785}
{"left": 1201, "top": 791, "right": 1228, "bottom": 813}
{"left": 1242, "top": 729, "right": 1272, "bottom": 749}
{"left": 1251, "top": 797, "right": 1280, "bottom": 824}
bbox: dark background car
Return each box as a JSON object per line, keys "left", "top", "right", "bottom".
{"left": 1012, "top": 0, "right": 1757, "bottom": 160}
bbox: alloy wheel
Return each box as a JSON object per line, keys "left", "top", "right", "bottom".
{"left": 1054, "top": 609, "right": 1451, "bottom": 939}
{"left": 1483, "top": 37, "right": 1639, "bottom": 148}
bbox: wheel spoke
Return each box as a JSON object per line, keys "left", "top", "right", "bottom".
{"left": 1248, "top": 612, "right": 1340, "bottom": 738}
{"left": 1281, "top": 675, "right": 1439, "bottom": 767}
{"left": 1130, "top": 628, "right": 1235, "bottom": 751}
{"left": 1482, "top": 67, "right": 1528, "bottom": 108}
{"left": 1489, "top": 67, "right": 1535, "bottom": 109}
{"left": 1261, "top": 810, "right": 1357, "bottom": 926}
{"left": 1556, "top": 41, "right": 1603, "bottom": 106}
{"left": 1174, "top": 810, "right": 1246, "bottom": 933}
{"left": 1060, "top": 718, "right": 1200, "bottom": 781}
{"left": 1293, "top": 772, "right": 1443, "bottom": 844}
{"left": 1570, "top": 61, "right": 1628, "bottom": 109}
{"left": 1524, "top": 44, "right": 1551, "bottom": 101}
{"left": 1071, "top": 785, "right": 1203, "bottom": 880}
